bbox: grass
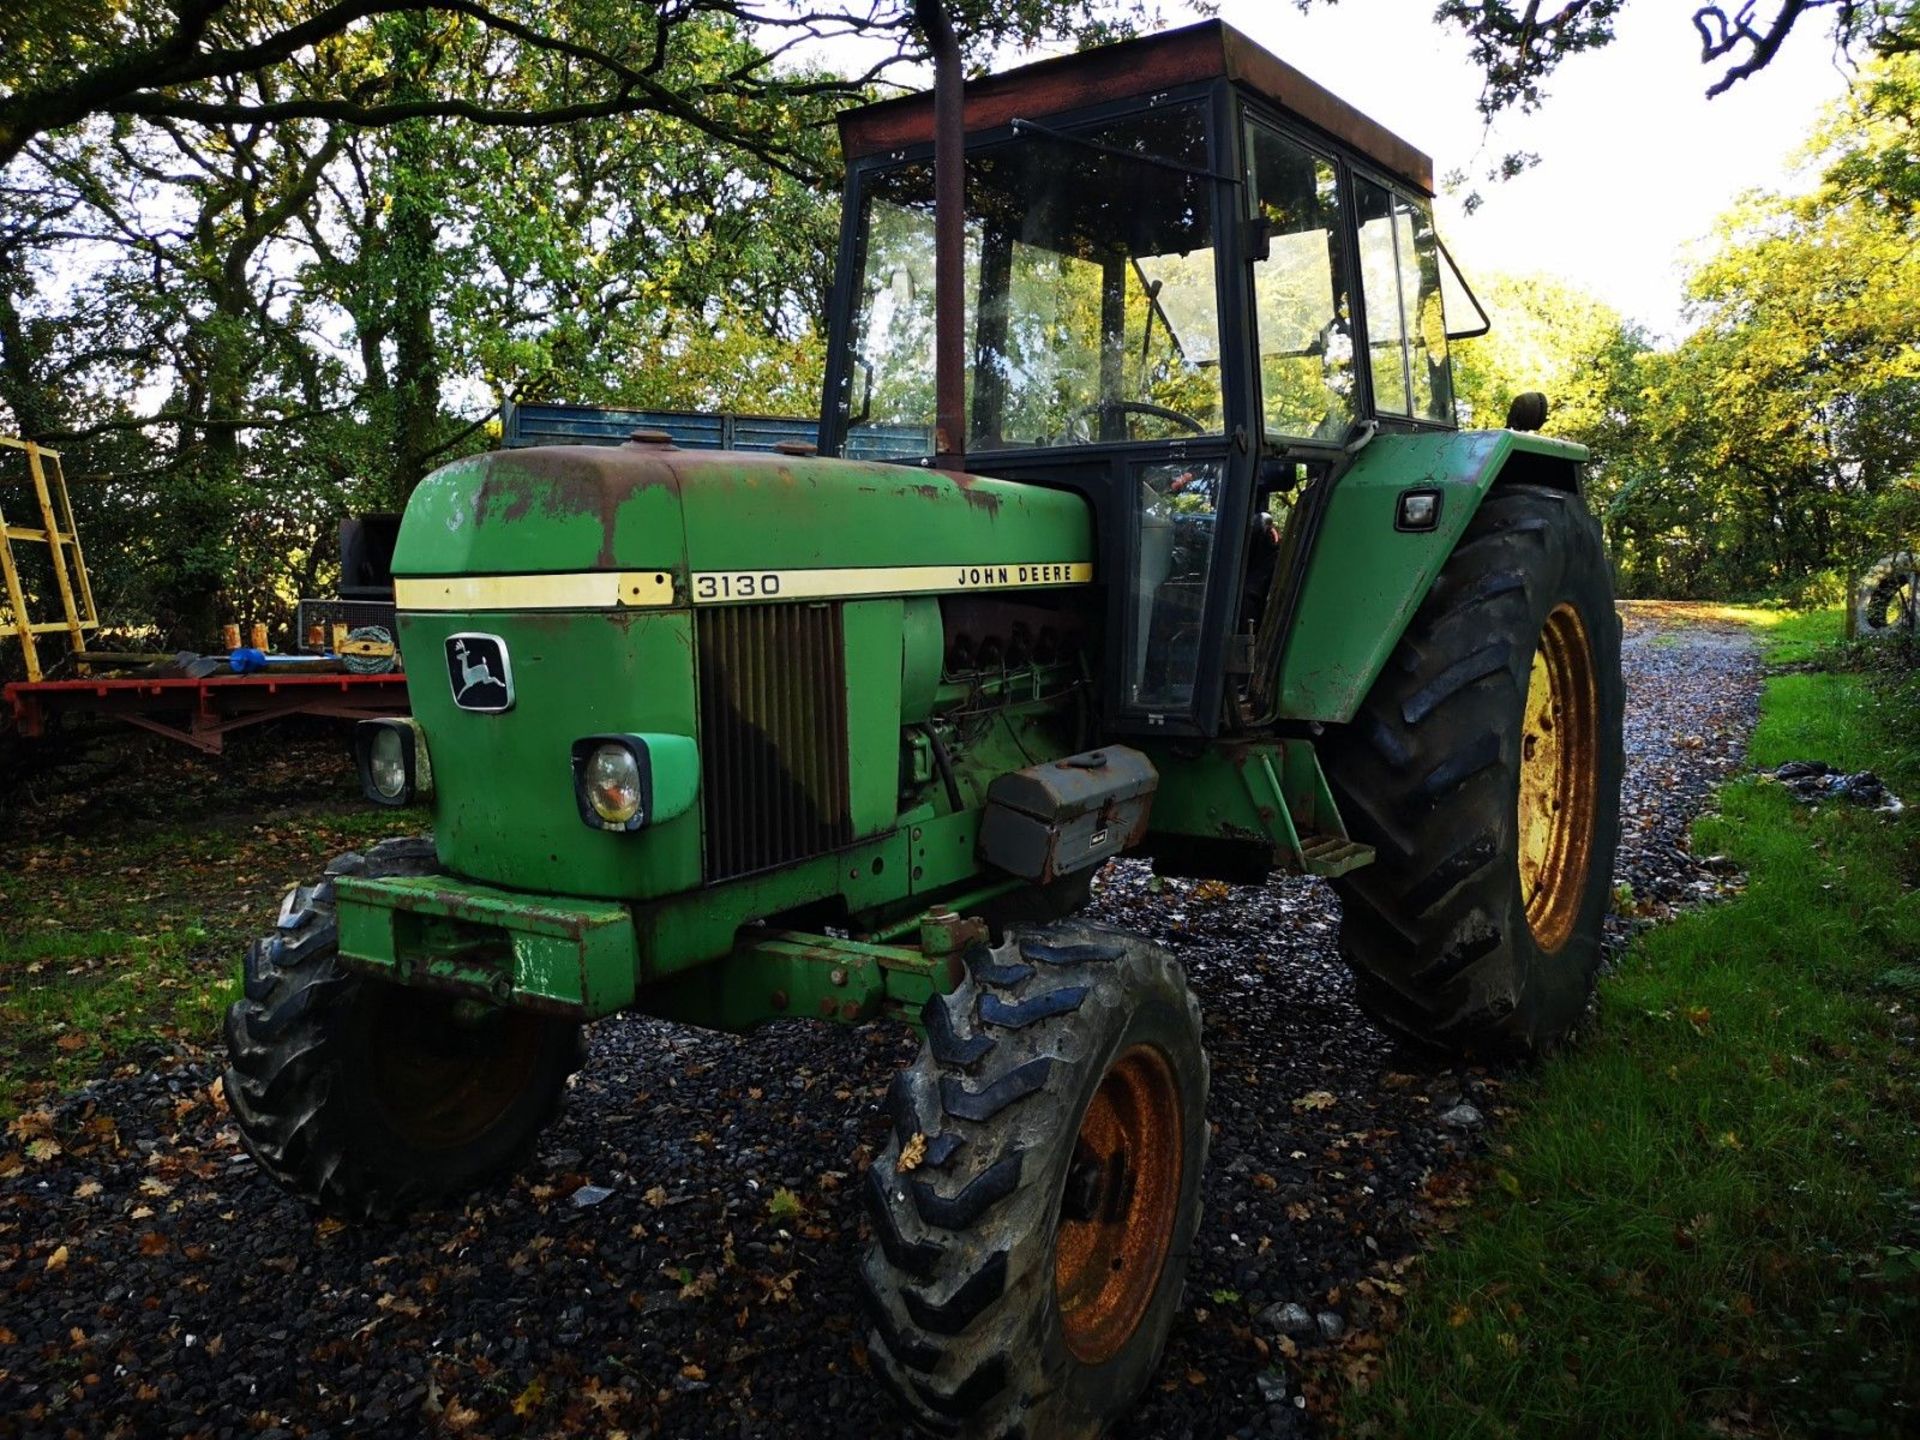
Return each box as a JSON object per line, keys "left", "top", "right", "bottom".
{"left": 0, "top": 733, "right": 424, "bottom": 1119}
{"left": 1345, "top": 608, "right": 1920, "bottom": 1438}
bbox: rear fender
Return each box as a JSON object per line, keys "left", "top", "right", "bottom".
{"left": 1271, "top": 429, "right": 1586, "bottom": 724}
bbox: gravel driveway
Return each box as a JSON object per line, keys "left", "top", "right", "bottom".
{"left": 0, "top": 604, "right": 1760, "bottom": 1440}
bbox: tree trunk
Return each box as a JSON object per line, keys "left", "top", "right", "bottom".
{"left": 385, "top": 14, "right": 444, "bottom": 501}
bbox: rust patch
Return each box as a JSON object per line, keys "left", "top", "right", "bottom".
{"left": 933, "top": 465, "right": 1004, "bottom": 515}
{"left": 472, "top": 446, "right": 685, "bottom": 570}
{"left": 1053, "top": 1043, "right": 1184, "bottom": 1364}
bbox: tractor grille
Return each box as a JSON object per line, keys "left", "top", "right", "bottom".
{"left": 695, "top": 603, "right": 853, "bottom": 882}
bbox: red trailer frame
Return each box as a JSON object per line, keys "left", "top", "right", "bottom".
{"left": 5, "top": 671, "right": 408, "bottom": 755}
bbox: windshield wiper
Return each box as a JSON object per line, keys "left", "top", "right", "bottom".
{"left": 1008, "top": 117, "right": 1239, "bottom": 186}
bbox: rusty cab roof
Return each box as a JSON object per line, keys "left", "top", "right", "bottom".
{"left": 837, "top": 18, "right": 1433, "bottom": 196}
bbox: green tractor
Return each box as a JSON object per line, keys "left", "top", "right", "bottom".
{"left": 223, "top": 16, "right": 1622, "bottom": 1437}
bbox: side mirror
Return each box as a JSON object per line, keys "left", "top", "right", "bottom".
{"left": 1507, "top": 392, "right": 1549, "bottom": 432}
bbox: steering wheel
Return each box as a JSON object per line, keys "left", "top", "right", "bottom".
{"left": 1065, "top": 399, "right": 1207, "bottom": 444}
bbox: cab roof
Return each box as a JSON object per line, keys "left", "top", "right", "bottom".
{"left": 837, "top": 18, "right": 1434, "bottom": 196}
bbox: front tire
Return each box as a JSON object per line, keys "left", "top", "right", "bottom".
{"left": 223, "top": 837, "right": 583, "bottom": 1220}
{"left": 862, "top": 922, "right": 1209, "bottom": 1439}
{"left": 1321, "top": 483, "right": 1624, "bottom": 1054}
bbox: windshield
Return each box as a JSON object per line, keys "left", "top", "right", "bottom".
{"left": 837, "top": 105, "right": 1224, "bottom": 456}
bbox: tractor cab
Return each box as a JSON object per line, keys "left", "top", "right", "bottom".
{"left": 826, "top": 19, "right": 1486, "bottom": 737}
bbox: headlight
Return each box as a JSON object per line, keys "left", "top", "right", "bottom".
{"left": 582, "top": 743, "right": 645, "bottom": 828}
{"left": 370, "top": 727, "right": 408, "bottom": 799}
{"left": 570, "top": 733, "right": 700, "bottom": 834}
{"left": 354, "top": 719, "right": 431, "bottom": 808}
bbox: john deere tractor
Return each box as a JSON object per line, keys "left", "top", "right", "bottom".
{"left": 224, "top": 17, "right": 1622, "bottom": 1437}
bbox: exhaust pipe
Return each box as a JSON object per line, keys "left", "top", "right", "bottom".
{"left": 915, "top": 0, "right": 965, "bottom": 469}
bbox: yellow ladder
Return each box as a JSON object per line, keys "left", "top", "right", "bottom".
{"left": 0, "top": 436, "right": 98, "bottom": 682}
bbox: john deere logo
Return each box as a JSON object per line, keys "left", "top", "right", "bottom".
{"left": 445, "top": 633, "right": 514, "bottom": 713}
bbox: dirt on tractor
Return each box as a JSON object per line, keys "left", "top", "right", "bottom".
{"left": 0, "top": 604, "right": 1758, "bottom": 1439}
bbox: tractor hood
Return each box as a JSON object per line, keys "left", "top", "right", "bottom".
{"left": 390, "top": 437, "right": 1091, "bottom": 583}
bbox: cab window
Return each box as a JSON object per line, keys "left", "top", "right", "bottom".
{"left": 1245, "top": 123, "right": 1355, "bottom": 442}
{"left": 1355, "top": 176, "right": 1454, "bottom": 424}
{"left": 1128, "top": 459, "right": 1222, "bottom": 712}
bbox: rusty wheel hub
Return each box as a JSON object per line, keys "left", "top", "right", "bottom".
{"left": 1517, "top": 603, "right": 1600, "bottom": 952}
{"left": 369, "top": 989, "right": 544, "bottom": 1150}
{"left": 1053, "top": 1044, "right": 1183, "bottom": 1365}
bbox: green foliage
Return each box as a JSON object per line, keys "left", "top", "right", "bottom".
{"left": 1615, "top": 56, "right": 1920, "bottom": 598}
{"left": 1344, "top": 612, "right": 1920, "bottom": 1438}
{"left": 1452, "top": 57, "right": 1920, "bottom": 601}
{"left": 0, "top": 3, "right": 1174, "bottom": 649}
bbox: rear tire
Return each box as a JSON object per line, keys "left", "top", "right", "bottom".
{"left": 861, "top": 922, "right": 1209, "bottom": 1439}
{"left": 223, "top": 837, "right": 584, "bottom": 1220}
{"left": 1321, "top": 483, "right": 1623, "bottom": 1053}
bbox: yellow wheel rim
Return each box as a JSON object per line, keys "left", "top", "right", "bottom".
{"left": 1053, "top": 1044, "right": 1184, "bottom": 1365}
{"left": 1517, "top": 604, "right": 1599, "bottom": 953}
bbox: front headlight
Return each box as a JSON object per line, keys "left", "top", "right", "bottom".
{"left": 582, "top": 743, "right": 645, "bottom": 828}
{"left": 570, "top": 733, "right": 700, "bottom": 834}
{"left": 369, "top": 727, "right": 408, "bottom": 800}
{"left": 354, "top": 718, "right": 431, "bottom": 808}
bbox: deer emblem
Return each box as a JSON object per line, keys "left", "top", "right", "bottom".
{"left": 451, "top": 638, "right": 506, "bottom": 703}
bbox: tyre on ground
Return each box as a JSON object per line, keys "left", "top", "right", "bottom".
{"left": 861, "top": 921, "right": 1209, "bottom": 1439}
{"left": 1320, "top": 481, "right": 1625, "bottom": 1054}
{"left": 223, "top": 836, "right": 583, "bottom": 1221}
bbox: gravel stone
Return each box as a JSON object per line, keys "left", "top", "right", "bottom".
{"left": 1259, "top": 1302, "right": 1315, "bottom": 1335}
{"left": 1438, "top": 1103, "right": 1484, "bottom": 1129}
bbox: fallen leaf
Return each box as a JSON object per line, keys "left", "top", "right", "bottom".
{"left": 74, "top": 1180, "right": 102, "bottom": 1199}
{"left": 1293, "top": 1091, "right": 1337, "bottom": 1112}
{"left": 56, "top": 1034, "right": 87, "bottom": 1054}
{"left": 678, "top": 1269, "right": 717, "bottom": 1300}
{"left": 7, "top": 1109, "right": 54, "bottom": 1141}
{"left": 26, "top": 1137, "right": 62, "bottom": 1163}
{"left": 897, "top": 1133, "right": 928, "bottom": 1173}
{"left": 444, "top": 1397, "right": 480, "bottom": 1430}
{"left": 45, "top": 1245, "right": 69, "bottom": 1272}
{"left": 644, "top": 1185, "right": 669, "bottom": 1209}
{"left": 511, "top": 1377, "right": 546, "bottom": 1417}
{"left": 680, "top": 1363, "right": 706, "bottom": 1382}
